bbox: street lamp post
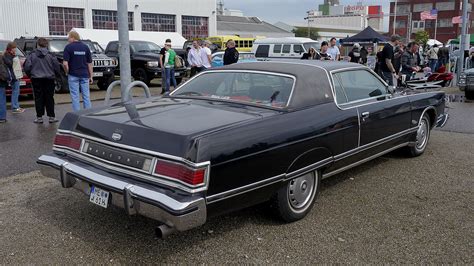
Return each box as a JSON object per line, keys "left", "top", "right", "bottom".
{"left": 457, "top": 0, "right": 469, "bottom": 81}
{"left": 304, "top": 11, "right": 311, "bottom": 38}
{"left": 117, "top": 0, "right": 131, "bottom": 102}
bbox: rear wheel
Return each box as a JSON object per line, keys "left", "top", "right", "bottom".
{"left": 272, "top": 171, "right": 320, "bottom": 222}
{"left": 406, "top": 113, "right": 431, "bottom": 157}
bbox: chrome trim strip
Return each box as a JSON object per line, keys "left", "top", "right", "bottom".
{"left": 57, "top": 129, "right": 210, "bottom": 168}
{"left": 333, "top": 127, "right": 417, "bottom": 161}
{"left": 285, "top": 157, "right": 333, "bottom": 179}
{"left": 322, "top": 142, "right": 409, "bottom": 179}
{"left": 169, "top": 69, "right": 297, "bottom": 108}
{"left": 419, "top": 106, "right": 437, "bottom": 129}
{"left": 206, "top": 174, "right": 285, "bottom": 203}
{"left": 206, "top": 127, "right": 417, "bottom": 203}
{"left": 53, "top": 148, "right": 208, "bottom": 194}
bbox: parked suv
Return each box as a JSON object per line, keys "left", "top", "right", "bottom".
{"left": 15, "top": 37, "right": 117, "bottom": 92}
{"left": 0, "top": 39, "right": 33, "bottom": 96}
{"left": 105, "top": 40, "right": 186, "bottom": 86}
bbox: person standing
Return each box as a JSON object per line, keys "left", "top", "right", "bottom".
{"left": 0, "top": 54, "right": 9, "bottom": 123}
{"left": 163, "top": 43, "right": 177, "bottom": 93}
{"left": 160, "top": 38, "right": 172, "bottom": 92}
{"left": 379, "top": 34, "right": 401, "bottom": 86}
{"left": 400, "top": 42, "right": 421, "bottom": 82}
{"left": 3, "top": 42, "right": 25, "bottom": 113}
{"left": 24, "top": 38, "right": 60, "bottom": 123}
{"left": 327, "top": 37, "right": 340, "bottom": 61}
{"left": 200, "top": 40, "right": 212, "bottom": 70}
{"left": 63, "top": 31, "right": 92, "bottom": 112}
{"left": 187, "top": 40, "right": 204, "bottom": 76}
{"left": 392, "top": 45, "right": 405, "bottom": 76}
{"left": 427, "top": 44, "right": 439, "bottom": 72}
{"left": 348, "top": 43, "right": 361, "bottom": 63}
{"left": 360, "top": 46, "right": 368, "bottom": 65}
{"left": 437, "top": 44, "right": 449, "bottom": 72}
{"left": 301, "top": 47, "right": 318, "bottom": 60}
{"left": 318, "top": 41, "right": 332, "bottom": 60}
{"left": 223, "top": 40, "right": 239, "bottom": 65}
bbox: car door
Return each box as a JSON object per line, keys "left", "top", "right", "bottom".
{"left": 334, "top": 69, "right": 412, "bottom": 149}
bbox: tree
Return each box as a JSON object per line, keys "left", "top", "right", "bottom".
{"left": 292, "top": 27, "right": 319, "bottom": 40}
{"left": 415, "top": 30, "right": 429, "bottom": 47}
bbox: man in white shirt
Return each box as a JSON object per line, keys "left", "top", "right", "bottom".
{"left": 327, "top": 37, "right": 340, "bottom": 61}
{"left": 200, "top": 40, "right": 212, "bottom": 69}
{"left": 187, "top": 40, "right": 203, "bottom": 76}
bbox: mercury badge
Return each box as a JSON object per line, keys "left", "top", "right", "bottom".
{"left": 112, "top": 133, "right": 122, "bottom": 141}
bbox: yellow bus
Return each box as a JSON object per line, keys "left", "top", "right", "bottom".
{"left": 206, "top": 36, "right": 257, "bottom": 52}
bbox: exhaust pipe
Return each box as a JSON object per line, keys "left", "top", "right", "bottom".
{"left": 155, "top": 224, "right": 176, "bottom": 239}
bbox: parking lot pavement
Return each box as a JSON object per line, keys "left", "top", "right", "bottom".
{"left": 0, "top": 129, "right": 473, "bottom": 264}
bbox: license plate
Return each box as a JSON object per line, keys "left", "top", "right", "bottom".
{"left": 89, "top": 186, "right": 109, "bottom": 208}
{"left": 93, "top": 72, "right": 103, "bottom": 77}
{"left": 174, "top": 72, "right": 180, "bottom": 77}
{"left": 19, "top": 80, "right": 26, "bottom": 86}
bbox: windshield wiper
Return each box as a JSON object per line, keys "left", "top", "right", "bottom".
{"left": 175, "top": 91, "right": 203, "bottom": 96}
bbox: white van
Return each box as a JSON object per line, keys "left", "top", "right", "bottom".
{"left": 251, "top": 37, "right": 320, "bottom": 59}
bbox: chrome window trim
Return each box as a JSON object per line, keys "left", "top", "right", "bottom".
{"left": 57, "top": 129, "right": 210, "bottom": 168}
{"left": 54, "top": 147, "right": 209, "bottom": 193}
{"left": 169, "top": 69, "right": 297, "bottom": 109}
{"left": 330, "top": 68, "right": 393, "bottom": 110}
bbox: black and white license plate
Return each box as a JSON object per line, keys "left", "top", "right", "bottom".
{"left": 174, "top": 72, "right": 180, "bottom": 77}
{"left": 19, "top": 80, "right": 26, "bottom": 86}
{"left": 92, "top": 72, "right": 103, "bottom": 77}
{"left": 89, "top": 186, "right": 109, "bottom": 208}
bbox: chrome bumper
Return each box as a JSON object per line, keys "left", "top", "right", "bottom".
{"left": 37, "top": 154, "right": 206, "bottom": 231}
{"left": 436, "top": 113, "right": 449, "bottom": 128}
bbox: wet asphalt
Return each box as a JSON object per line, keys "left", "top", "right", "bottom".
{"left": 0, "top": 89, "right": 473, "bottom": 264}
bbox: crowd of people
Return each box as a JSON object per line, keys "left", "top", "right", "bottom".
{"left": 301, "top": 37, "right": 369, "bottom": 64}
{"left": 0, "top": 32, "right": 242, "bottom": 124}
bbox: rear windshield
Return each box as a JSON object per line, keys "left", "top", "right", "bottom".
{"left": 171, "top": 72, "right": 294, "bottom": 108}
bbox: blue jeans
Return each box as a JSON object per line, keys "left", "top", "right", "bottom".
{"left": 68, "top": 75, "right": 91, "bottom": 112}
{"left": 0, "top": 85, "right": 6, "bottom": 120}
{"left": 429, "top": 59, "right": 438, "bottom": 72}
{"left": 165, "top": 67, "right": 177, "bottom": 92}
{"left": 11, "top": 80, "right": 20, "bottom": 110}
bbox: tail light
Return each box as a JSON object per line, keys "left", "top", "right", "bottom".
{"left": 154, "top": 159, "right": 206, "bottom": 186}
{"left": 54, "top": 134, "right": 82, "bottom": 151}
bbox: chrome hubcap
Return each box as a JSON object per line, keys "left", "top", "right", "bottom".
{"left": 288, "top": 172, "right": 315, "bottom": 210}
{"left": 416, "top": 119, "right": 429, "bottom": 149}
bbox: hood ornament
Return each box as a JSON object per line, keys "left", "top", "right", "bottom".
{"left": 112, "top": 133, "right": 122, "bottom": 141}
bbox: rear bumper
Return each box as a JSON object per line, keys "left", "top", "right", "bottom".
{"left": 37, "top": 154, "right": 206, "bottom": 231}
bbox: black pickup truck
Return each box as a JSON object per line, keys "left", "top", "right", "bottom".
{"left": 15, "top": 37, "right": 117, "bottom": 92}
{"left": 105, "top": 40, "right": 187, "bottom": 86}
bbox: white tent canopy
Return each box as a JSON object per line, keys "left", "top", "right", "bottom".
{"left": 427, "top": 39, "right": 443, "bottom": 47}
{"left": 71, "top": 28, "right": 187, "bottom": 49}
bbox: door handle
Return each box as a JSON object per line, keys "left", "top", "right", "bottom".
{"left": 361, "top": 111, "right": 370, "bottom": 121}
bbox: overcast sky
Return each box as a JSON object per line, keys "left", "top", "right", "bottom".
{"left": 224, "top": 0, "right": 391, "bottom": 31}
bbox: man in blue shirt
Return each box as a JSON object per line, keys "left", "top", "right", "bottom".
{"left": 63, "top": 31, "right": 93, "bottom": 112}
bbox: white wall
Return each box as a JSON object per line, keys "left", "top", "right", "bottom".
{"left": 0, "top": 0, "right": 217, "bottom": 41}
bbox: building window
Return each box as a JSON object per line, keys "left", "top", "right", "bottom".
{"left": 437, "top": 18, "right": 453, "bottom": 28}
{"left": 396, "top": 4, "right": 411, "bottom": 14}
{"left": 181, "top": 16, "right": 209, "bottom": 40}
{"left": 425, "top": 20, "right": 435, "bottom": 28}
{"left": 92, "top": 10, "right": 134, "bottom": 30}
{"left": 141, "top": 13, "right": 176, "bottom": 32}
{"left": 48, "top": 7, "right": 84, "bottom": 36}
{"left": 413, "top": 3, "right": 433, "bottom": 12}
{"left": 436, "top": 1, "right": 455, "bottom": 11}
{"left": 395, "top": 20, "right": 406, "bottom": 29}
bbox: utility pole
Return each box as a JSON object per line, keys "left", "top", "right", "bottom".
{"left": 117, "top": 0, "right": 131, "bottom": 102}
{"left": 457, "top": 0, "right": 469, "bottom": 81}
{"left": 304, "top": 11, "right": 311, "bottom": 39}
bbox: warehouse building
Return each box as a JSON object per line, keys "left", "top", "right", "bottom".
{"left": 0, "top": 0, "right": 217, "bottom": 41}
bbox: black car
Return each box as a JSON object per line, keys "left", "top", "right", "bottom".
{"left": 37, "top": 61, "right": 448, "bottom": 237}
{"left": 105, "top": 40, "right": 186, "bottom": 86}
{"left": 15, "top": 37, "right": 117, "bottom": 92}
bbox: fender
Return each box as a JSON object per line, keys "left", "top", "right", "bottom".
{"left": 285, "top": 147, "right": 333, "bottom": 180}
